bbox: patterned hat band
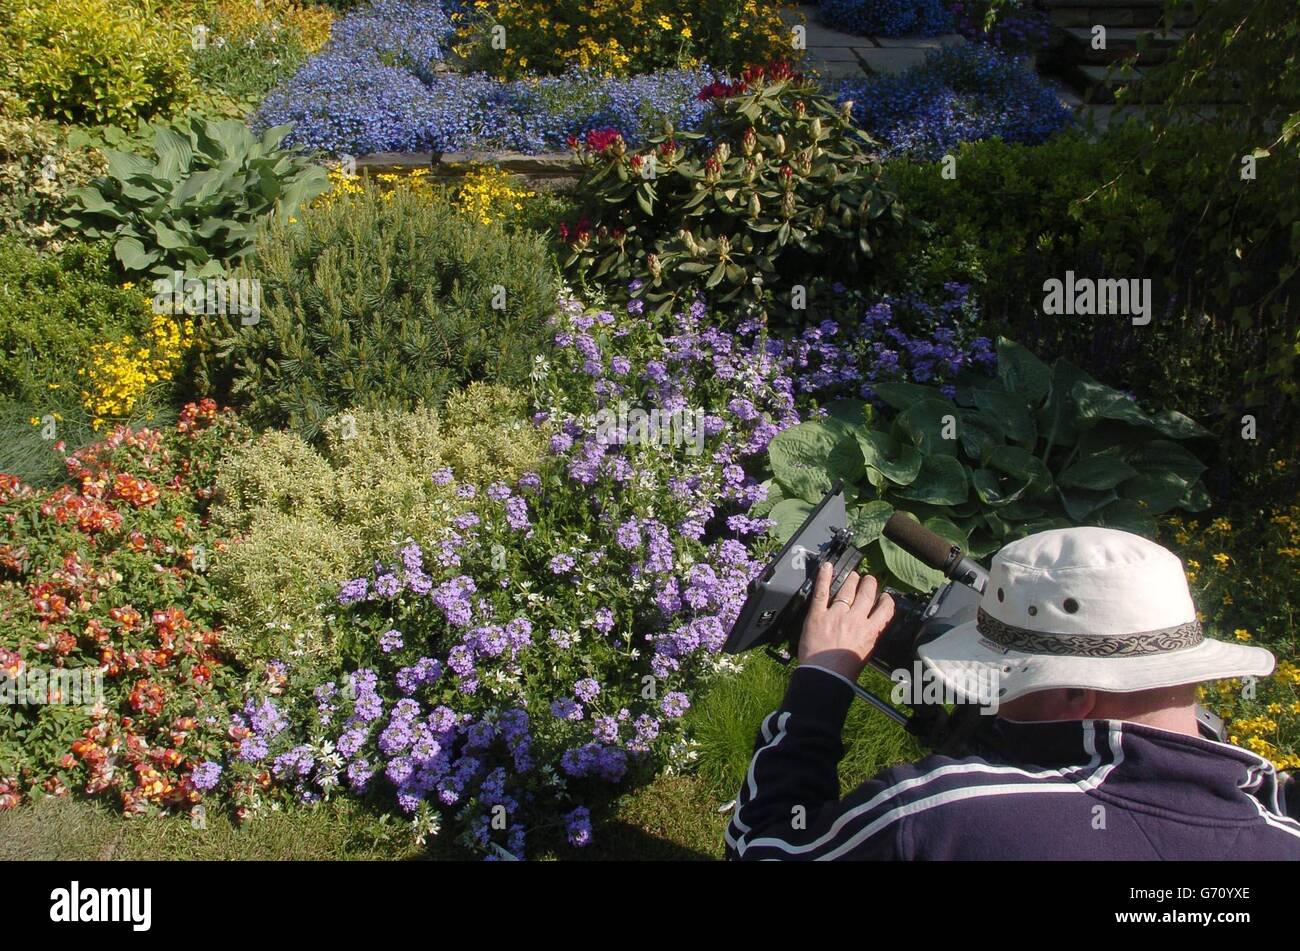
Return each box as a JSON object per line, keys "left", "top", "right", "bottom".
{"left": 976, "top": 608, "right": 1204, "bottom": 658}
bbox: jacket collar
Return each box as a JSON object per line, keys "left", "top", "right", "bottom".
{"left": 989, "top": 717, "right": 1285, "bottom": 820}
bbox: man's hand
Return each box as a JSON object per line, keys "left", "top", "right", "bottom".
{"left": 799, "top": 562, "right": 896, "bottom": 682}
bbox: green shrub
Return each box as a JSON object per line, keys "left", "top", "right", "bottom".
{"left": 0, "top": 238, "right": 184, "bottom": 483}
{"left": 210, "top": 385, "right": 547, "bottom": 664}
{"left": 761, "top": 338, "right": 1212, "bottom": 591}
{"left": 0, "top": 93, "right": 106, "bottom": 248}
{"left": 188, "top": 21, "right": 311, "bottom": 108}
{"left": 0, "top": 239, "right": 154, "bottom": 402}
{"left": 0, "top": 0, "right": 195, "bottom": 126}
{"left": 197, "top": 179, "right": 557, "bottom": 440}
{"left": 560, "top": 67, "right": 903, "bottom": 321}
{"left": 879, "top": 123, "right": 1300, "bottom": 433}
{"left": 63, "top": 116, "right": 328, "bottom": 281}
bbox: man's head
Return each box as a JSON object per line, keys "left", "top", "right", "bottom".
{"left": 999, "top": 683, "right": 1201, "bottom": 734}
{"left": 916, "top": 527, "right": 1274, "bottom": 722}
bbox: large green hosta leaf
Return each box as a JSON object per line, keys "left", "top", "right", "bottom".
{"left": 758, "top": 335, "right": 1211, "bottom": 593}
{"left": 768, "top": 418, "right": 864, "bottom": 503}
{"left": 66, "top": 115, "right": 326, "bottom": 280}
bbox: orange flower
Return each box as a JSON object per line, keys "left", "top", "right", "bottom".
{"left": 112, "top": 473, "right": 161, "bottom": 508}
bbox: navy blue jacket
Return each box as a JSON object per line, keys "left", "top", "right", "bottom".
{"left": 726, "top": 666, "right": 1300, "bottom": 860}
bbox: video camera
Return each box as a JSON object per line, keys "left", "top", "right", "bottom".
{"left": 722, "top": 483, "right": 1227, "bottom": 755}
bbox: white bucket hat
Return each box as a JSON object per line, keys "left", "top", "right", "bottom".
{"left": 917, "top": 527, "right": 1275, "bottom": 705}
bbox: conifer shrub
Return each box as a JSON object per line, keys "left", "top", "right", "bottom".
{"left": 196, "top": 179, "right": 557, "bottom": 440}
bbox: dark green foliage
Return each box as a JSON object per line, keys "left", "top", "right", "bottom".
{"left": 0, "top": 238, "right": 152, "bottom": 401}
{"left": 761, "top": 338, "right": 1212, "bottom": 591}
{"left": 196, "top": 181, "right": 558, "bottom": 441}
{"left": 0, "top": 93, "right": 107, "bottom": 248}
{"left": 0, "top": 237, "right": 177, "bottom": 485}
{"left": 877, "top": 123, "right": 1299, "bottom": 434}
{"left": 560, "top": 70, "right": 904, "bottom": 322}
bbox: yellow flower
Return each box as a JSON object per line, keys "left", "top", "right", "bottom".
{"left": 1234, "top": 628, "right": 1250, "bottom": 641}
{"left": 454, "top": 165, "right": 535, "bottom": 225}
{"left": 1212, "top": 552, "right": 1231, "bottom": 566}
{"left": 81, "top": 314, "right": 194, "bottom": 425}
{"left": 681, "top": 26, "right": 692, "bottom": 38}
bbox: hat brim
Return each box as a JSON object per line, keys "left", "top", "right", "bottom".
{"left": 917, "top": 619, "right": 1276, "bottom": 706}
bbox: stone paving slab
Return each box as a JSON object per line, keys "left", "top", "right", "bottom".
{"left": 800, "top": 24, "right": 874, "bottom": 46}
{"left": 813, "top": 47, "right": 871, "bottom": 62}
{"left": 872, "top": 34, "right": 967, "bottom": 49}
{"left": 811, "top": 59, "right": 870, "bottom": 79}
{"left": 857, "top": 47, "right": 930, "bottom": 75}
{"left": 1061, "top": 26, "right": 1187, "bottom": 44}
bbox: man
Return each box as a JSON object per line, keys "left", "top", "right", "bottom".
{"left": 725, "top": 527, "right": 1300, "bottom": 859}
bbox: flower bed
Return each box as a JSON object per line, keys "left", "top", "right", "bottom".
{"left": 0, "top": 401, "right": 246, "bottom": 813}
{"left": 4, "top": 0, "right": 1299, "bottom": 864}
{"left": 815, "top": 0, "right": 955, "bottom": 38}
{"left": 210, "top": 295, "right": 839, "bottom": 847}
{"left": 449, "top": 0, "right": 792, "bottom": 79}
{"left": 253, "top": 0, "right": 712, "bottom": 156}
{"left": 192, "top": 283, "right": 1024, "bottom": 852}
{"left": 254, "top": 0, "right": 1072, "bottom": 161}
{"left": 836, "top": 44, "right": 1072, "bottom": 159}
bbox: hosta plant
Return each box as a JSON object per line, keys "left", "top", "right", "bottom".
{"left": 559, "top": 64, "right": 904, "bottom": 322}
{"left": 63, "top": 116, "right": 328, "bottom": 280}
{"left": 761, "top": 338, "right": 1212, "bottom": 591}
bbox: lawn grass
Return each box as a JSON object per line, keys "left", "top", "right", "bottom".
{"left": 690, "top": 654, "right": 923, "bottom": 795}
{"left": 0, "top": 774, "right": 732, "bottom": 861}
{"left": 0, "top": 794, "right": 429, "bottom": 861}
{"left": 0, "top": 658, "right": 921, "bottom": 861}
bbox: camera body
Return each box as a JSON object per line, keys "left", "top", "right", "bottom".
{"left": 723, "top": 483, "right": 996, "bottom": 753}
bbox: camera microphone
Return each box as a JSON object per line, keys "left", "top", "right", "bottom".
{"left": 882, "top": 514, "right": 987, "bottom": 593}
